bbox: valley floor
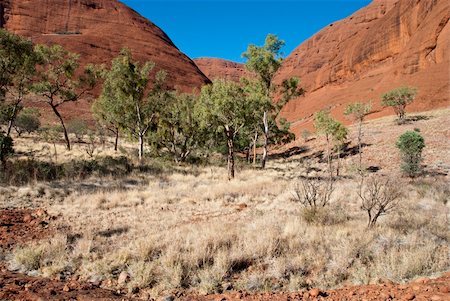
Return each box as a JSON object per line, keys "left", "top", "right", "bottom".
{"left": 0, "top": 109, "right": 449, "bottom": 300}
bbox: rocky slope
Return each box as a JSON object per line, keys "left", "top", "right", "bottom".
{"left": 0, "top": 0, "right": 209, "bottom": 92}
{"left": 275, "top": 0, "right": 449, "bottom": 134}
{"left": 194, "top": 58, "right": 254, "bottom": 82}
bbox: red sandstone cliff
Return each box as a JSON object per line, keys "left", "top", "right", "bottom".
{"left": 0, "top": 0, "right": 210, "bottom": 121}
{"left": 194, "top": 58, "right": 254, "bottom": 82}
{"left": 275, "top": 0, "right": 449, "bottom": 133}
{"left": 0, "top": 0, "right": 209, "bottom": 91}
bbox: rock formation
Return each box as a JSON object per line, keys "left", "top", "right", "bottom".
{"left": 194, "top": 58, "right": 254, "bottom": 82}
{"left": 274, "top": 0, "right": 449, "bottom": 134}
{"left": 0, "top": 0, "right": 211, "bottom": 122}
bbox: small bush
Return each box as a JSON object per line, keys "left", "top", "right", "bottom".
{"left": 67, "top": 119, "right": 88, "bottom": 142}
{"left": 396, "top": 130, "right": 425, "bottom": 177}
{"left": 0, "top": 132, "right": 14, "bottom": 165}
{"left": 13, "top": 108, "right": 41, "bottom": 136}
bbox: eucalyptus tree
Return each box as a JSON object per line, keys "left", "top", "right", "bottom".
{"left": 32, "top": 44, "right": 101, "bottom": 150}
{"left": 97, "top": 49, "right": 170, "bottom": 161}
{"left": 0, "top": 29, "right": 37, "bottom": 136}
{"left": 242, "top": 34, "right": 303, "bottom": 168}
{"left": 381, "top": 86, "right": 417, "bottom": 124}
{"left": 344, "top": 102, "right": 371, "bottom": 174}
{"left": 152, "top": 92, "right": 205, "bottom": 163}
{"left": 314, "top": 110, "right": 348, "bottom": 177}
{"left": 197, "top": 79, "right": 253, "bottom": 180}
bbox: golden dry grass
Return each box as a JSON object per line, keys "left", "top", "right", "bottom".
{"left": 1, "top": 109, "right": 449, "bottom": 298}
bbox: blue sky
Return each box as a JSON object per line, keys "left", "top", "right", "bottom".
{"left": 121, "top": 0, "right": 372, "bottom": 62}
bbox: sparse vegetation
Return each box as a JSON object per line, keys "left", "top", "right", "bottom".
{"left": 0, "top": 27, "right": 448, "bottom": 301}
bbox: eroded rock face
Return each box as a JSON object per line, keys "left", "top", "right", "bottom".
{"left": 194, "top": 58, "right": 254, "bottom": 82}
{"left": 0, "top": 0, "right": 209, "bottom": 92}
{"left": 275, "top": 0, "right": 449, "bottom": 134}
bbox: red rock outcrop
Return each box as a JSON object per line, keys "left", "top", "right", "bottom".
{"left": 0, "top": 0, "right": 210, "bottom": 122}
{"left": 194, "top": 58, "right": 254, "bottom": 82}
{"left": 275, "top": 0, "right": 450, "bottom": 134}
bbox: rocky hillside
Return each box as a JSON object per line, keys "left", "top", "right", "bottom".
{"left": 0, "top": 0, "right": 209, "bottom": 92}
{"left": 275, "top": 0, "right": 449, "bottom": 134}
{"left": 194, "top": 58, "right": 254, "bottom": 82}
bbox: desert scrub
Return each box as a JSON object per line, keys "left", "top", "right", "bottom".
{"left": 7, "top": 166, "right": 449, "bottom": 296}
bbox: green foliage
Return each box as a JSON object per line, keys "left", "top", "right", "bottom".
{"left": 197, "top": 79, "right": 253, "bottom": 178}
{"left": 396, "top": 130, "right": 425, "bottom": 177}
{"left": 314, "top": 110, "right": 335, "bottom": 138}
{"left": 0, "top": 29, "right": 36, "bottom": 101}
{"left": 198, "top": 80, "right": 249, "bottom": 138}
{"left": 381, "top": 87, "right": 417, "bottom": 123}
{"left": 0, "top": 156, "right": 132, "bottom": 185}
{"left": 242, "top": 34, "right": 284, "bottom": 89}
{"left": 0, "top": 132, "right": 14, "bottom": 165}
{"left": 13, "top": 108, "right": 41, "bottom": 135}
{"left": 32, "top": 44, "right": 102, "bottom": 150}
{"left": 330, "top": 121, "right": 348, "bottom": 150}
{"left": 152, "top": 92, "right": 204, "bottom": 162}
{"left": 314, "top": 110, "right": 348, "bottom": 176}
{"left": 344, "top": 102, "right": 372, "bottom": 122}
{"left": 67, "top": 119, "right": 88, "bottom": 142}
{"left": 242, "top": 34, "right": 302, "bottom": 167}
{"left": 97, "top": 48, "right": 170, "bottom": 160}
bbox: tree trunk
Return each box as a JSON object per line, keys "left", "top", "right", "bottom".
{"left": 326, "top": 135, "right": 332, "bottom": 178}
{"left": 51, "top": 105, "right": 71, "bottom": 150}
{"left": 261, "top": 111, "right": 269, "bottom": 169}
{"left": 6, "top": 102, "right": 20, "bottom": 136}
{"left": 138, "top": 133, "right": 144, "bottom": 162}
{"left": 226, "top": 129, "right": 235, "bottom": 180}
{"left": 114, "top": 129, "right": 119, "bottom": 152}
{"left": 358, "top": 119, "right": 363, "bottom": 175}
{"left": 252, "top": 131, "right": 258, "bottom": 165}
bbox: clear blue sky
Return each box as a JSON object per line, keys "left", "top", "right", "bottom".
{"left": 120, "top": 0, "right": 372, "bottom": 63}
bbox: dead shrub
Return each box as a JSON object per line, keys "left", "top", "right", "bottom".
{"left": 292, "top": 177, "right": 334, "bottom": 223}
{"left": 358, "top": 176, "right": 402, "bottom": 228}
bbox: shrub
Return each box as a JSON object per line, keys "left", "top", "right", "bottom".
{"left": 0, "top": 132, "right": 14, "bottom": 165}
{"left": 67, "top": 119, "right": 88, "bottom": 142}
{"left": 358, "top": 176, "right": 402, "bottom": 228}
{"left": 381, "top": 86, "right": 417, "bottom": 124}
{"left": 13, "top": 108, "right": 41, "bottom": 136}
{"left": 396, "top": 130, "right": 425, "bottom": 177}
{"left": 292, "top": 177, "right": 334, "bottom": 223}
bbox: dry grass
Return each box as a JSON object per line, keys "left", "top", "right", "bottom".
{"left": 4, "top": 165, "right": 448, "bottom": 297}
{"left": 2, "top": 109, "right": 449, "bottom": 298}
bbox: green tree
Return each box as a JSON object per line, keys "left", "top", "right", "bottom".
{"left": 13, "top": 108, "right": 41, "bottom": 136}
{"left": 0, "top": 29, "right": 37, "bottom": 136}
{"left": 344, "top": 102, "right": 371, "bottom": 174}
{"left": 32, "top": 44, "right": 101, "bottom": 150}
{"left": 330, "top": 121, "right": 348, "bottom": 177}
{"left": 153, "top": 92, "right": 204, "bottom": 163}
{"left": 242, "top": 34, "right": 303, "bottom": 168}
{"left": 92, "top": 87, "right": 121, "bottom": 152}
{"left": 0, "top": 132, "right": 13, "bottom": 166}
{"left": 67, "top": 119, "right": 88, "bottom": 142}
{"left": 396, "top": 130, "right": 425, "bottom": 177}
{"left": 98, "top": 49, "right": 169, "bottom": 161}
{"left": 381, "top": 86, "right": 417, "bottom": 124}
{"left": 314, "top": 110, "right": 347, "bottom": 177}
{"left": 197, "top": 79, "right": 252, "bottom": 180}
